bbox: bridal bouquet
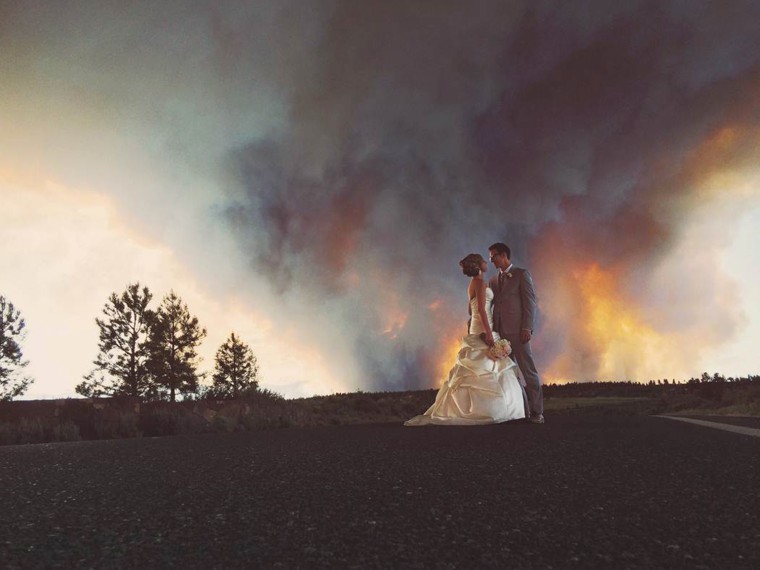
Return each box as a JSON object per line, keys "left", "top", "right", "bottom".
{"left": 486, "top": 338, "right": 512, "bottom": 360}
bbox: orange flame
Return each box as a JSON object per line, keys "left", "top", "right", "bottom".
{"left": 426, "top": 296, "right": 464, "bottom": 385}
{"left": 537, "top": 118, "right": 760, "bottom": 384}
{"left": 434, "top": 333, "right": 462, "bottom": 383}
{"left": 544, "top": 263, "right": 675, "bottom": 382}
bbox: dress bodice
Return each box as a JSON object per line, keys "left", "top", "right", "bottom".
{"left": 469, "top": 287, "right": 494, "bottom": 335}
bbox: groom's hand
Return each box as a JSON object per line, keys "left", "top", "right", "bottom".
{"left": 520, "top": 329, "right": 532, "bottom": 344}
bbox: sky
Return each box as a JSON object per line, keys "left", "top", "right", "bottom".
{"left": 1, "top": 0, "right": 759, "bottom": 400}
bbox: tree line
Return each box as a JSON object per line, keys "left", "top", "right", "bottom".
{"left": 0, "top": 296, "right": 32, "bottom": 401}
{"left": 4, "top": 288, "right": 759, "bottom": 403}
{"left": 0, "top": 285, "right": 260, "bottom": 402}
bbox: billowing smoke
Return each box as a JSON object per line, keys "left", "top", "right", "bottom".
{"left": 2, "top": 1, "right": 758, "bottom": 394}
{"left": 223, "top": 1, "right": 760, "bottom": 386}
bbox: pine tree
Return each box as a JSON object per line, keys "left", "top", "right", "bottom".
{"left": 211, "top": 332, "right": 259, "bottom": 398}
{"left": 146, "top": 291, "right": 207, "bottom": 402}
{"left": 76, "top": 284, "right": 156, "bottom": 399}
{"left": 0, "top": 295, "right": 33, "bottom": 401}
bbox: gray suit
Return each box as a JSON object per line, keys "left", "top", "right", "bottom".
{"left": 489, "top": 267, "right": 543, "bottom": 417}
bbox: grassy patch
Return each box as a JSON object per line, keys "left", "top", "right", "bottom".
{"left": 546, "top": 397, "right": 654, "bottom": 410}
{"left": 545, "top": 396, "right": 659, "bottom": 416}
{"left": 2, "top": 380, "right": 758, "bottom": 445}
{"left": 653, "top": 384, "right": 760, "bottom": 416}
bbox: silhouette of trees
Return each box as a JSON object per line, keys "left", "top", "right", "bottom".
{"left": 209, "top": 332, "right": 259, "bottom": 399}
{"left": 0, "top": 296, "right": 33, "bottom": 401}
{"left": 146, "top": 291, "right": 207, "bottom": 402}
{"left": 543, "top": 373, "right": 760, "bottom": 399}
{"left": 76, "top": 284, "right": 155, "bottom": 398}
{"left": 78, "top": 286, "right": 214, "bottom": 402}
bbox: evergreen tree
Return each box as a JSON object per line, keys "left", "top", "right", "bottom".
{"left": 146, "top": 291, "right": 206, "bottom": 402}
{"left": 211, "top": 332, "right": 259, "bottom": 398}
{"left": 76, "top": 284, "right": 155, "bottom": 398}
{"left": 0, "top": 295, "right": 33, "bottom": 401}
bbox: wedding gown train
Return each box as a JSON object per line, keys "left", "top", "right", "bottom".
{"left": 405, "top": 287, "right": 527, "bottom": 426}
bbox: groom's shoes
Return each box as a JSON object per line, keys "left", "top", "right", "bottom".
{"left": 529, "top": 414, "right": 545, "bottom": 424}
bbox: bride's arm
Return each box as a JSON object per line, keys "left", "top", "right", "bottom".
{"left": 475, "top": 279, "right": 494, "bottom": 346}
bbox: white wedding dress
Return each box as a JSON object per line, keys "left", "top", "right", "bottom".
{"left": 405, "top": 288, "right": 527, "bottom": 426}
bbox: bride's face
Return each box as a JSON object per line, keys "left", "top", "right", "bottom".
{"left": 479, "top": 260, "right": 488, "bottom": 273}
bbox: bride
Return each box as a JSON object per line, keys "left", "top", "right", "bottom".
{"left": 405, "top": 253, "right": 527, "bottom": 426}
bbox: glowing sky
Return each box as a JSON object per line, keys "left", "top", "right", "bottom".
{"left": 1, "top": 1, "right": 758, "bottom": 399}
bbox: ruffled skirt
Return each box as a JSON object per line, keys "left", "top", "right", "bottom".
{"left": 405, "top": 334, "right": 528, "bottom": 426}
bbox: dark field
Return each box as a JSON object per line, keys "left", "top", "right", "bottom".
{"left": 2, "top": 377, "right": 759, "bottom": 447}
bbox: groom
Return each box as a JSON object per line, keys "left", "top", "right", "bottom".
{"left": 488, "top": 242, "right": 545, "bottom": 424}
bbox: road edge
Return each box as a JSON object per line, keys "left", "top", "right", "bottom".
{"left": 655, "top": 415, "right": 760, "bottom": 439}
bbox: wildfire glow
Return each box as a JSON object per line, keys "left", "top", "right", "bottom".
{"left": 434, "top": 334, "right": 463, "bottom": 384}
{"left": 537, "top": 117, "right": 760, "bottom": 385}
{"left": 565, "top": 264, "right": 669, "bottom": 380}
{"left": 425, "top": 296, "right": 465, "bottom": 385}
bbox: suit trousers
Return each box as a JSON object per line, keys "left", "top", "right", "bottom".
{"left": 503, "top": 334, "right": 543, "bottom": 417}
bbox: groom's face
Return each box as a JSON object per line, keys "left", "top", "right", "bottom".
{"left": 489, "top": 250, "right": 509, "bottom": 270}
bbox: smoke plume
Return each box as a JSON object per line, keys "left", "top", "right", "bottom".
{"left": 223, "top": 1, "right": 760, "bottom": 387}
{"left": 2, "top": 1, "right": 758, "bottom": 394}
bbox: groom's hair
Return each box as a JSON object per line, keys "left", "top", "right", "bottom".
{"left": 488, "top": 242, "right": 511, "bottom": 259}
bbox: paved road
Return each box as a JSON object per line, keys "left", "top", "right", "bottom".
{"left": 680, "top": 415, "right": 760, "bottom": 429}
{"left": 1, "top": 415, "right": 759, "bottom": 568}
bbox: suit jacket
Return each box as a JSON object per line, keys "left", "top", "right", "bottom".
{"left": 488, "top": 267, "right": 537, "bottom": 336}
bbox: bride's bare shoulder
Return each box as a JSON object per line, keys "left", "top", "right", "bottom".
{"left": 472, "top": 277, "right": 488, "bottom": 297}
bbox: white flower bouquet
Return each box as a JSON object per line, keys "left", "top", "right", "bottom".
{"left": 486, "top": 338, "right": 512, "bottom": 360}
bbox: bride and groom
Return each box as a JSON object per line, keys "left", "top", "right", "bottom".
{"left": 405, "top": 243, "right": 544, "bottom": 426}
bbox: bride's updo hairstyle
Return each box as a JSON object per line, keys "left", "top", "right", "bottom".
{"left": 459, "top": 253, "right": 484, "bottom": 277}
